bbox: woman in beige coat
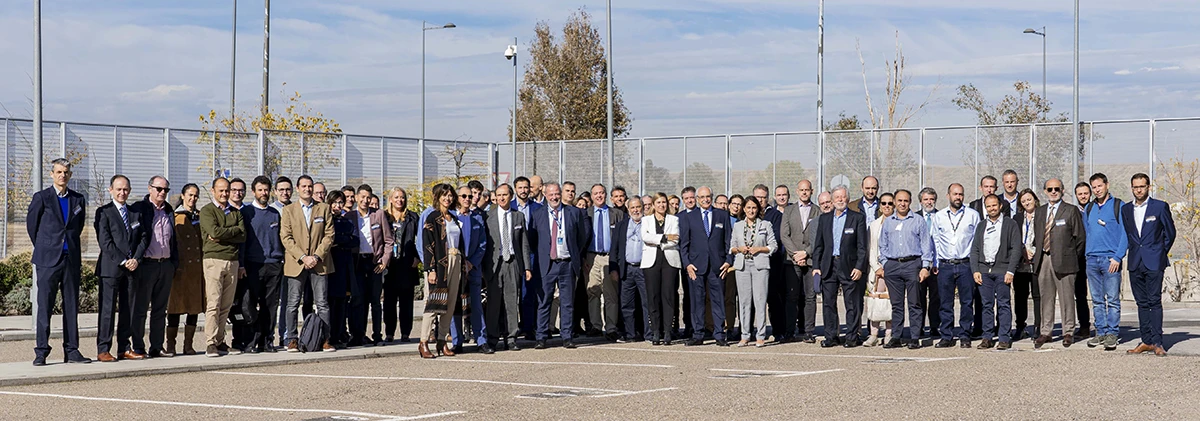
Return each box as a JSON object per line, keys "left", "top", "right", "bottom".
{"left": 167, "top": 184, "right": 205, "bottom": 355}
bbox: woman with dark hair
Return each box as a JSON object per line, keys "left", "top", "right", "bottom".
{"left": 730, "top": 197, "right": 776, "bottom": 347}
{"left": 419, "top": 183, "right": 468, "bottom": 358}
{"left": 325, "top": 190, "right": 358, "bottom": 349}
{"left": 167, "top": 183, "right": 204, "bottom": 355}
{"left": 640, "top": 193, "right": 681, "bottom": 345}
{"left": 574, "top": 196, "right": 591, "bottom": 210}
{"left": 728, "top": 194, "right": 745, "bottom": 223}
{"left": 1013, "top": 188, "right": 1043, "bottom": 341}
{"left": 668, "top": 195, "right": 681, "bottom": 215}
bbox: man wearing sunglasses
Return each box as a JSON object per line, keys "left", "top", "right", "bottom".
{"left": 130, "top": 176, "right": 178, "bottom": 358}
{"left": 1032, "top": 178, "right": 1086, "bottom": 349}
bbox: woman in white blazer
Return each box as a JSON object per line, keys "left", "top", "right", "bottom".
{"left": 729, "top": 197, "right": 776, "bottom": 347}
{"left": 641, "top": 193, "right": 681, "bottom": 345}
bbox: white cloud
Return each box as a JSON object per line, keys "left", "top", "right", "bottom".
{"left": 1114, "top": 66, "right": 1181, "bottom": 75}
{"left": 119, "top": 84, "right": 195, "bottom": 101}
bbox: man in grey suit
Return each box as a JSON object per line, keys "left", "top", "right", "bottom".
{"left": 484, "top": 184, "right": 532, "bottom": 351}
{"left": 970, "top": 195, "right": 1022, "bottom": 350}
{"left": 779, "top": 179, "right": 819, "bottom": 342}
{"left": 1033, "top": 178, "right": 1087, "bottom": 349}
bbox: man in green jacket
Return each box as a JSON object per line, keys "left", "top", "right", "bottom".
{"left": 199, "top": 177, "right": 246, "bottom": 357}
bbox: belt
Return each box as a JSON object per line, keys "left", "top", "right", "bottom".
{"left": 589, "top": 252, "right": 609, "bottom": 256}
{"left": 892, "top": 255, "right": 920, "bottom": 263}
{"left": 144, "top": 257, "right": 170, "bottom": 262}
{"left": 550, "top": 258, "right": 570, "bottom": 263}
{"left": 358, "top": 252, "right": 374, "bottom": 257}
{"left": 982, "top": 261, "right": 996, "bottom": 267}
{"left": 939, "top": 258, "right": 969, "bottom": 265}
{"left": 627, "top": 262, "right": 641, "bottom": 267}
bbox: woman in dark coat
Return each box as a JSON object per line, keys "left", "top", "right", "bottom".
{"left": 325, "top": 191, "right": 358, "bottom": 349}
{"left": 384, "top": 188, "right": 420, "bottom": 343}
{"left": 419, "top": 183, "right": 468, "bottom": 358}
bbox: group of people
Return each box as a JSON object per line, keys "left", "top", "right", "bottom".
{"left": 27, "top": 157, "right": 1177, "bottom": 366}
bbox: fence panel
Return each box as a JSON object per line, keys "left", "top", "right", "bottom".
{"left": 874, "top": 129, "right": 921, "bottom": 196}
{"left": 1154, "top": 119, "right": 1200, "bottom": 204}
{"left": 383, "top": 137, "right": 420, "bottom": 196}
{"left": 168, "top": 130, "right": 215, "bottom": 202}
{"left": 642, "top": 137, "right": 685, "bottom": 196}
{"left": 1034, "top": 123, "right": 1076, "bottom": 193}
{"left": 496, "top": 143, "right": 515, "bottom": 186}
{"left": 613, "top": 139, "right": 640, "bottom": 195}
{"left": 924, "top": 127, "right": 975, "bottom": 207}
{"left": 307, "top": 133, "right": 343, "bottom": 187}
{"left": 823, "top": 130, "right": 871, "bottom": 193}
{"left": 116, "top": 126, "right": 166, "bottom": 189}
{"left": 976, "top": 125, "right": 1032, "bottom": 197}
{"left": 563, "top": 140, "right": 605, "bottom": 193}
{"left": 215, "top": 132, "right": 260, "bottom": 182}
{"left": 66, "top": 123, "right": 118, "bottom": 258}
{"left": 684, "top": 136, "right": 726, "bottom": 194}
{"left": 775, "top": 133, "right": 820, "bottom": 194}
{"left": 346, "top": 135, "right": 383, "bottom": 192}
{"left": 729, "top": 135, "right": 773, "bottom": 196}
{"left": 1089, "top": 122, "right": 1150, "bottom": 201}
{"left": 264, "top": 131, "right": 302, "bottom": 181}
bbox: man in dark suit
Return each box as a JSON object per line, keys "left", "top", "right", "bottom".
{"left": 530, "top": 183, "right": 588, "bottom": 349}
{"left": 512, "top": 176, "right": 543, "bottom": 340}
{"left": 914, "top": 187, "right": 942, "bottom": 339}
{"left": 970, "top": 195, "right": 1022, "bottom": 350}
{"left": 94, "top": 174, "right": 150, "bottom": 362}
{"left": 848, "top": 176, "right": 882, "bottom": 219}
{"left": 779, "top": 180, "right": 819, "bottom": 342}
{"left": 484, "top": 184, "right": 532, "bottom": 351}
{"left": 28, "top": 158, "right": 92, "bottom": 366}
{"left": 679, "top": 186, "right": 733, "bottom": 346}
{"left": 584, "top": 183, "right": 627, "bottom": 341}
{"left": 967, "top": 175, "right": 1011, "bottom": 338}
{"left": 1123, "top": 173, "right": 1176, "bottom": 356}
{"left": 1033, "top": 178, "right": 1086, "bottom": 349}
{"left": 130, "top": 176, "right": 178, "bottom": 358}
{"left": 811, "top": 186, "right": 869, "bottom": 347}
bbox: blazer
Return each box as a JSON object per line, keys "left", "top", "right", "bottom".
{"left": 387, "top": 210, "right": 420, "bottom": 268}
{"left": 1032, "top": 201, "right": 1086, "bottom": 275}
{"left": 970, "top": 198, "right": 1012, "bottom": 220}
{"left": 969, "top": 215, "right": 1022, "bottom": 275}
{"left": 779, "top": 202, "right": 819, "bottom": 266}
{"left": 530, "top": 204, "right": 589, "bottom": 278}
{"left": 27, "top": 187, "right": 86, "bottom": 267}
{"left": 640, "top": 214, "right": 682, "bottom": 269}
{"left": 280, "top": 200, "right": 336, "bottom": 277}
{"left": 455, "top": 208, "right": 488, "bottom": 268}
{"left": 585, "top": 205, "right": 626, "bottom": 254}
{"left": 484, "top": 206, "right": 532, "bottom": 278}
{"left": 810, "top": 208, "right": 869, "bottom": 278}
{"left": 679, "top": 207, "right": 734, "bottom": 274}
{"left": 1122, "top": 198, "right": 1176, "bottom": 272}
{"left": 849, "top": 196, "right": 881, "bottom": 219}
{"left": 730, "top": 219, "right": 777, "bottom": 271}
{"left": 608, "top": 216, "right": 641, "bottom": 278}
{"left": 93, "top": 201, "right": 150, "bottom": 278}
{"left": 131, "top": 196, "right": 179, "bottom": 266}
{"left": 1015, "top": 209, "right": 1043, "bottom": 274}
{"left": 761, "top": 206, "right": 785, "bottom": 257}
{"left": 349, "top": 209, "right": 395, "bottom": 267}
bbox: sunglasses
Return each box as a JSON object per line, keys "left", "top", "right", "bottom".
{"left": 1045, "top": 187, "right": 1062, "bottom": 193}
{"left": 459, "top": 194, "right": 473, "bottom": 198}
{"left": 880, "top": 201, "right": 894, "bottom": 206}
{"left": 151, "top": 186, "right": 171, "bottom": 193}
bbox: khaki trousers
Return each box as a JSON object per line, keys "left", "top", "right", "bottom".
{"left": 203, "top": 258, "right": 238, "bottom": 347}
{"left": 1038, "top": 253, "right": 1076, "bottom": 336}
{"left": 586, "top": 253, "right": 618, "bottom": 333}
{"left": 421, "top": 252, "right": 463, "bottom": 343}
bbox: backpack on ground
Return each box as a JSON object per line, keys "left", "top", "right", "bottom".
{"left": 298, "top": 313, "right": 328, "bottom": 353}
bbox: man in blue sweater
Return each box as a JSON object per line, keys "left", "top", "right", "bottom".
{"left": 237, "top": 175, "right": 286, "bottom": 353}
{"left": 1082, "top": 173, "right": 1127, "bottom": 351}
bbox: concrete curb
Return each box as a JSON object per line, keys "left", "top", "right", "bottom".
{"left": 0, "top": 317, "right": 423, "bottom": 342}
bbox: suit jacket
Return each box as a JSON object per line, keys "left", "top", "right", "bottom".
{"left": 731, "top": 218, "right": 777, "bottom": 270}
{"left": 679, "top": 207, "right": 733, "bottom": 274}
{"left": 455, "top": 209, "right": 488, "bottom": 268}
{"left": 761, "top": 206, "right": 785, "bottom": 257}
{"left": 780, "top": 202, "right": 819, "bottom": 266}
{"left": 1032, "top": 201, "right": 1086, "bottom": 275}
{"left": 811, "top": 208, "right": 869, "bottom": 278}
{"left": 280, "top": 201, "right": 336, "bottom": 277}
{"left": 970, "top": 215, "right": 1022, "bottom": 275}
{"left": 585, "top": 205, "right": 626, "bottom": 254}
{"left": 848, "top": 196, "right": 881, "bottom": 219}
{"left": 608, "top": 216, "right": 640, "bottom": 278}
{"left": 969, "top": 198, "right": 1012, "bottom": 220}
{"left": 531, "top": 204, "right": 589, "bottom": 278}
{"left": 1015, "top": 209, "right": 1043, "bottom": 274}
{"left": 131, "top": 196, "right": 179, "bottom": 266}
{"left": 640, "top": 214, "right": 681, "bottom": 269}
{"left": 349, "top": 209, "right": 395, "bottom": 267}
{"left": 1123, "top": 198, "right": 1176, "bottom": 272}
{"left": 27, "top": 187, "right": 86, "bottom": 267}
{"left": 93, "top": 201, "right": 149, "bottom": 278}
{"left": 387, "top": 210, "right": 420, "bottom": 268}
{"left": 484, "top": 206, "right": 531, "bottom": 279}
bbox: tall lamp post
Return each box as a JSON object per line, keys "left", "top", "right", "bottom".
{"left": 1023, "top": 26, "right": 1046, "bottom": 118}
{"left": 420, "top": 21, "right": 456, "bottom": 191}
{"left": 505, "top": 39, "right": 518, "bottom": 181}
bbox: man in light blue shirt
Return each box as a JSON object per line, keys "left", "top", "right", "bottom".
{"left": 929, "top": 183, "right": 980, "bottom": 348}
{"left": 585, "top": 184, "right": 627, "bottom": 341}
{"left": 878, "top": 189, "right": 933, "bottom": 349}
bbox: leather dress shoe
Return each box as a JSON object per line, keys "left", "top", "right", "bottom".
{"left": 960, "top": 339, "right": 972, "bottom": 349}
{"left": 907, "top": 341, "right": 922, "bottom": 350}
{"left": 883, "top": 339, "right": 903, "bottom": 349}
{"left": 534, "top": 340, "right": 548, "bottom": 350}
{"left": 715, "top": 339, "right": 730, "bottom": 347}
{"left": 508, "top": 338, "right": 521, "bottom": 351}
{"left": 1033, "top": 335, "right": 1051, "bottom": 349}
{"left": 1127, "top": 343, "right": 1155, "bottom": 355}
{"left": 33, "top": 356, "right": 46, "bottom": 366}
{"left": 563, "top": 340, "right": 577, "bottom": 349}
{"left": 977, "top": 339, "right": 994, "bottom": 349}
{"left": 65, "top": 353, "right": 92, "bottom": 364}
{"left": 802, "top": 335, "right": 817, "bottom": 344}
{"left": 996, "top": 341, "right": 1011, "bottom": 350}
{"left": 480, "top": 343, "right": 495, "bottom": 354}
{"left": 1061, "top": 334, "right": 1074, "bottom": 348}
{"left": 120, "top": 351, "right": 146, "bottom": 361}
{"left": 821, "top": 339, "right": 838, "bottom": 348}
{"left": 843, "top": 338, "right": 861, "bottom": 348}
{"left": 1154, "top": 345, "right": 1167, "bottom": 357}
{"left": 683, "top": 338, "right": 703, "bottom": 346}
{"left": 934, "top": 339, "right": 954, "bottom": 348}
{"left": 97, "top": 352, "right": 118, "bottom": 362}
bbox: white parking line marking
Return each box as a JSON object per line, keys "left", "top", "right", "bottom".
{"left": 914, "top": 357, "right": 970, "bottom": 362}
{"left": 418, "top": 358, "right": 674, "bottom": 368}
{"left": 708, "top": 368, "right": 845, "bottom": 378}
{"left": 0, "top": 390, "right": 461, "bottom": 420}
{"left": 589, "top": 346, "right": 946, "bottom": 360}
{"left": 214, "top": 371, "right": 629, "bottom": 393}
{"left": 590, "top": 387, "right": 679, "bottom": 398}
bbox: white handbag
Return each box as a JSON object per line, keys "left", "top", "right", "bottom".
{"left": 866, "top": 294, "right": 892, "bottom": 322}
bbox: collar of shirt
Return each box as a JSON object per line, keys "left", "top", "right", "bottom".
{"left": 889, "top": 212, "right": 916, "bottom": 222}
{"left": 1134, "top": 197, "right": 1150, "bottom": 208}
{"left": 253, "top": 201, "right": 270, "bottom": 210}
{"left": 54, "top": 186, "right": 69, "bottom": 197}
{"left": 833, "top": 208, "right": 848, "bottom": 219}
{"left": 112, "top": 200, "right": 127, "bottom": 209}
{"left": 795, "top": 200, "right": 812, "bottom": 208}
{"left": 301, "top": 200, "right": 315, "bottom": 210}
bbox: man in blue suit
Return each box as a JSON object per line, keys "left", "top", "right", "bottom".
{"left": 530, "top": 182, "right": 588, "bottom": 349}
{"left": 28, "top": 158, "right": 93, "bottom": 366}
{"left": 1122, "top": 173, "right": 1176, "bottom": 356}
{"left": 512, "top": 176, "right": 543, "bottom": 340}
{"left": 680, "top": 186, "right": 733, "bottom": 346}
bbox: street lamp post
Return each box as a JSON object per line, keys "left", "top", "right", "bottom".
{"left": 506, "top": 39, "right": 518, "bottom": 182}
{"left": 420, "top": 21, "right": 456, "bottom": 192}
{"left": 1023, "top": 26, "right": 1046, "bottom": 118}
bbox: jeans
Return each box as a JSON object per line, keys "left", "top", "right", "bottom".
{"left": 979, "top": 271, "right": 1013, "bottom": 343}
{"left": 1086, "top": 256, "right": 1122, "bottom": 336}
{"left": 285, "top": 270, "right": 330, "bottom": 341}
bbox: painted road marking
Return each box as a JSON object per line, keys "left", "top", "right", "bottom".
{"left": 418, "top": 358, "right": 674, "bottom": 368}
{"left": 588, "top": 346, "right": 965, "bottom": 362}
{"left": 0, "top": 390, "right": 463, "bottom": 420}
{"left": 708, "top": 368, "right": 844, "bottom": 379}
{"left": 214, "top": 371, "right": 628, "bottom": 393}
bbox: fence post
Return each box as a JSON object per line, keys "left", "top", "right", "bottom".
{"left": 870, "top": 130, "right": 876, "bottom": 177}
{"left": 341, "top": 134, "right": 348, "bottom": 187}
{"left": 59, "top": 121, "right": 66, "bottom": 159}
{"left": 1029, "top": 124, "right": 1036, "bottom": 186}
{"left": 682, "top": 136, "right": 688, "bottom": 188}
{"left": 418, "top": 136, "right": 425, "bottom": 193}
{"left": 772, "top": 133, "right": 778, "bottom": 188}
{"left": 1088, "top": 123, "right": 1094, "bottom": 176}
{"left": 2, "top": 119, "right": 8, "bottom": 258}
{"left": 113, "top": 125, "right": 119, "bottom": 175}
{"left": 1148, "top": 119, "right": 1156, "bottom": 182}
{"left": 300, "top": 132, "right": 307, "bottom": 175}
{"left": 973, "top": 126, "right": 980, "bottom": 199}
{"left": 918, "top": 128, "right": 926, "bottom": 188}
{"left": 725, "top": 134, "right": 732, "bottom": 196}
{"left": 163, "top": 128, "right": 171, "bottom": 178}
{"left": 380, "top": 137, "right": 386, "bottom": 191}
{"left": 558, "top": 140, "right": 565, "bottom": 185}
{"left": 256, "top": 130, "right": 265, "bottom": 176}
{"left": 488, "top": 142, "right": 496, "bottom": 189}
{"left": 639, "top": 138, "right": 645, "bottom": 196}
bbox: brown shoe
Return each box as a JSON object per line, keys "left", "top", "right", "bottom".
{"left": 997, "top": 341, "right": 1011, "bottom": 350}
{"left": 97, "top": 352, "right": 117, "bottom": 363}
{"left": 1153, "top": 345, "right": 1167, "bottom": 357}
{"left": 322, "top": 341, "right": 336, "bottom": 353}
{"left": 1127, "top": 343, "right": 1155, "bottom": 354}
{"left": 1062, "top": 334, "right": 1074, "bottom": 348}
{"left": 418, "top": 341, "right": 435, "bottom": 359}
{"left": 440, "top": 342, "right": 456, "bottom": 357}
{"left": 1033, "top": 335, "right": 1051, "bottom": 349}
{"left": 286, "top": 340, "right": 300, "bottom": 353}
{"left": 120, "top": 351, "right": 147, "bottom": 361}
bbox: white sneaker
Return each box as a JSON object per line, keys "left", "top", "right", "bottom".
{"left": 864, "top": 335, "right": 879, "bottom": 347}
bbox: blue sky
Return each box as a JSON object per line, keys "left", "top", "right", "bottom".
{"left": 1, "top": 0, "right": 1198, "bottom": 142}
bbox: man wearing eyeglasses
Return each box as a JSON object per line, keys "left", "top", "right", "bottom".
{"left": 229, "top": 178, "right": 247, "bottom": 210}
{"left": 1032, "top": 178, "right": 1086, "bottom": 349}
{"left": 130, "top": 176, "right": 178, "bottom": 358}
{"left": 1122, "top": 173, "right": 1175, "bottom": 356}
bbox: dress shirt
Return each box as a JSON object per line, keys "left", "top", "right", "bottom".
{"left": 831, "top": 208, "right": 848, "bottom": 257}
{"left": 982, "top": 216, "right": 1003, "bottom": 264}
{"left": 548, "top": 205, "right": 571, "bottom": 259}
{"left": 625, "top": 219, "right": 642, "bottom": 265}
{"left": 930, "top": 206, "right": 979, "bottom": 261}
{"left": 271, "top": 200, "right": 289, "bottom": 212}
{"left": 861, "top": 197, "right": 879, "bottom": 219}
{"left": 145, "top": 201, "right": 173, "bottom": 259}
{"left": 592, "top": 205, "right": 612, "bottom": 253}
{"left": 55, "top": 185, "right": 68, "bottom": 198}
{"left": 1134, "top": 198, "right": 1149, "bottom": 236}
{"left": 357, "top": 210, "right": 373, "bottom": 251}
{"left": 879, "top": 212, "right": 933, "bottom": 267}
{"left": 516, "top": 200, "right": 533, "bottom": 224}
{"left": 1004, "top": 194, "right": 1020, "bottom": 218}
{"left": 796, "top": 200, "right": 813, "bottom": 230}
{"left": 300, "top": 200, "right": 315, "bottom": 228}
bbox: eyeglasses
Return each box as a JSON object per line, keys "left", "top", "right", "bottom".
{"left": 880, "top": 201, "right": 894, "bottom": 206}
{"left": 459, "top": 194, "right": 473, "bottom": 198}
{"left": 151, "top": 186, "right": 170, "bottom": 193}
{"left": 1045, "top": 187, "right": 1062, "bottom": 193}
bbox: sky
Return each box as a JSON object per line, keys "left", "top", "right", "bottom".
{"left": 1, "top": 0, "right": 1198, "bottom": 143}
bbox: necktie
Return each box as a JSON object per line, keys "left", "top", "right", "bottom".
{"left": 1043, "top": 205, "right": 1054, "bottom": 253}
{"left": 501, "top": 211, "right": 512, "bottom": 261}
{"left": 119, "top": 206, "right": 129, "bottom": 230}
{"left": 703, "top": 210, "right": 711, "bottom": 237}
{"left": 550, "top": 208, "right": 560, "bottom": 260}
{"left": 595, "top": 209, "right": 605, "bottom": 251}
